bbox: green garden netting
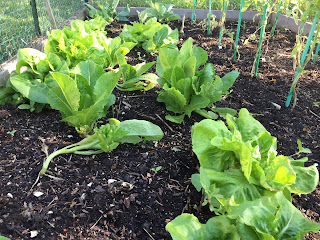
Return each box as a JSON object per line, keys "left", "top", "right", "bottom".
{"left": 0, "top": 0, "right": 85, "bottom": 64}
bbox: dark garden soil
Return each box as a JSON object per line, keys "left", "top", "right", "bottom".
{"left": 1, "top": 16, "right": 320, "bottom": 240}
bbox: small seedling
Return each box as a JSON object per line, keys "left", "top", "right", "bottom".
{"left": 151, "top": 166, "right": 162, "bottom": 174}
{"left": 313, "top": 102, "right": 319, "bottom": 107}
{"left": 7, "top": 130, "right": 17, "bottom": 137}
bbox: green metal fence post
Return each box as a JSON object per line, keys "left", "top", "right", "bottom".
{"left": 191, "top": 0, "right": 196, "bottom": 24}
{"left": 207, "top": 0, "right": 212, "bottom": 35}
{"left": 30, "top": 0, "right": 41, "bottom": 35}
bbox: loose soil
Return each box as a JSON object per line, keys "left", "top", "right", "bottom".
{"left": 1, "top": 17, "right": 320, "bottom": 240}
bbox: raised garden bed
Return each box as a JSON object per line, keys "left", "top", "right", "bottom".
{"left": 0, "top": 16, "right": 319, "bottom": 239}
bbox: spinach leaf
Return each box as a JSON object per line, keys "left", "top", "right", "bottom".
{"left": 138, "top": 2, "right": 180, "bottom": 23}
{"left": 40, "top": 118, "right": 164, "bottom": 175}
{"left": 120, "top": 18, "right": 179, "bottom": 53}
{"left": 116, "top": 52, "right": 158, "bottom": 91}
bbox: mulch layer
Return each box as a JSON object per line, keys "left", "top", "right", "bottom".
{"left": 0, "top": 16, "right": 320, "bottom": 239}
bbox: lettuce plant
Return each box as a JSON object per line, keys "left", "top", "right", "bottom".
{"left": 156, "top": 37, "right": 239, "bottom": 123}
{"left": 191, "top": 108, "right": 319, "bottom": 213}
{"left": 40, "top": 118, "right": 164, "bottom": 175}
{"left": 166, "top": 108, "right": 320, "bottom": 239}
{"left": 0, "top": 48, "right": 69, "bottom": 111}
{"left": 47, "top": 61, "right": 120, "bottom": 135}
{"left": 116, "top": 52, "right": 158, "bottom": 91}
{"left": 166, "top": 192, "right": 320, "bottom": 240}
{"left": 138, "top": 1, "right": 180, "bottom": 23}
{"left": 120, "top": 18, "right": 179, "bottom": 53}
{"left": 85, "top": 0, "right": 130, "bottom": 23}
{"left": 45, "top": 18, "right": 135, "bottom": 69}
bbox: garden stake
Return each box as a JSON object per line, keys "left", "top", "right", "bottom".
{"left": 271, "top": 0, "right": 283, "bottom": 37}
{"left": 286, "top": 13, "right": 319, "bottom": 107}
{"left": 313, "top": 40, "right": 320, "bottom": 63}
{"left": 233, "top": 0, "right": 244, "bottom": 60}
{"left": 252, "top": 1, "right": 270, "bottom": 77}
{"left": 191, "top": 0, "right": 196, "bottom": 24}
{"left": 218, "top": 0, "right": 228, "bottom": 47}
{"left": 208, "top": 0, "right": 212, "bottom": 35}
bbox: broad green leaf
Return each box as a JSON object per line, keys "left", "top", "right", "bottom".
{"left": 211, "top": 107, "right": 237, "bottom": 118}
{"left": 199, "top": 167, "right": 268, "bottom": 209}
{"left": 210, "top": 136, "right": 254, "bottom": 180}
{"left": 185, "top": 95, "right": 210, "bottom": 116}
{"left": 115, "top": 119, "right": 164, "bottom": 142}
{"left": 192, "top": 46, "right": 208, "bottom": 70}
{"left": 16, "top": 48, "right": 47, "bottom": 74}
{"left": 157, "top": 86, "right": 186, "bottom": 113}
{"left": 220, "top": 70, "right": 239, "bottom": 93}
{"left": 48, "top": 72, "right": 80, "bottom": 116}
{"left": 192, "top": 119, "right": 235, "bottom": 171}
{"left": 166, "top": 213, "right": 240, "bottom": 240}
{"left": 228, "top": 108, "right": 267, "bottom": 142}
{"left": 153, "top": 26, "right": 169, "bottom": 47}
{"left": 183, "top": 56, "right": 196, "bottom": 79}
{"left": 229, "top": 192, "right": 320, "bottom": 239}
{"left": 71, "top": 61, "right": 105, "bottom": 89}
{"left": 10, "top": 74, "right": 49, "bottom": 104}
{"left": 288, "top": 163, "right": 319, "bottom": 194}
{"left": 165, "top": 114, "right": 185, "bottom": 123}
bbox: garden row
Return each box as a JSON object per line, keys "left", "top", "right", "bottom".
{"left": 0, "top": 2, "right": 320, "bottom": 239}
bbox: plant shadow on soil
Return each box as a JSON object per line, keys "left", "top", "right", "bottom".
{"left": 0, "top": 17, "right": 320, "bottom": 239}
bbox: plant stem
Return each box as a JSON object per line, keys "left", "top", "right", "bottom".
{"left": 271, "top": 0, "right": 282, "bottom": 37}
{"left": 252, "top": 1, "right": 269, "bottom": 77}
{"left": 233, "top": 0, "right": 244, "bottom": 60}
{"left": 218, "top": 0, "right": 228, "bottom": 47}
{"left": 286, "top": 13, "right": 319, "bottom": 107}
{"left": 40, "top": 138, "right": 100, "bottom": 175}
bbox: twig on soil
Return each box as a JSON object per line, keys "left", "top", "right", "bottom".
{"left": 143, "top": 228, "right": 155, "bottom": 240}
{"left": 44, "top": 174, "right": 64, "bottom": 181}
{"left": 134, "top": 110, "right": 156, "bottom": 121}
{"left": 309, "top": 109, "right": 320, "bottom": 119}
{"left": 127, "top": 95, "right": 153, "bottom": 98}
{"left": 90, "top": 215, "right": 103, "bottom": 230}
{"left": 28, "top": 173, "right": 40, "bottom": 195}
{"left": 155, "top": 114, "right": 173, "bottom": 132}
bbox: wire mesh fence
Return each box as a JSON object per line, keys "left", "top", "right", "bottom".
{"left": 0, "top": 0, "right": 85, "bottom": 64}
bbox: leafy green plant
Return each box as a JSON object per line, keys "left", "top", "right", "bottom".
{"left": 166, "top": 108, "right": 320, "bottom": 239}
{"left": 138, "top": 1, "right": 180, "bottom": 23}
{"left": 0, "top": 236, "right": 10, "bottom": 240}
{"left": 40, "top": 118, "right": 164, "bottom": 175}
{"left": 166, "top": 192, "right": 320, "bottom": 240}
{"left": 45, "top": 18, "right": 135, "bottom": 69}
{"left": 120, "top": 18, "right": 179, "bottom": 53}
{"left": 156, "top": 37, "right": 239, "bottom": 123}
{"left": 85, "top": 0, "right": 130, "bottom": 23}
{"left": 0, "top": 48, "right": 69, "bottom": 111}
{"left": 47, "top": 60, "right": 120, "bottom": 135}
{"left": 7, "top": 130, "right": 17, "bottom": 136}
{"left": 116, "top": 52, "right": 158, "bottom": 91}
{"left": 151, "top": 166, "right": 162, "bottom": 174}
{"left": 191, "top": 108, "right": 319, "bottom": 213}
